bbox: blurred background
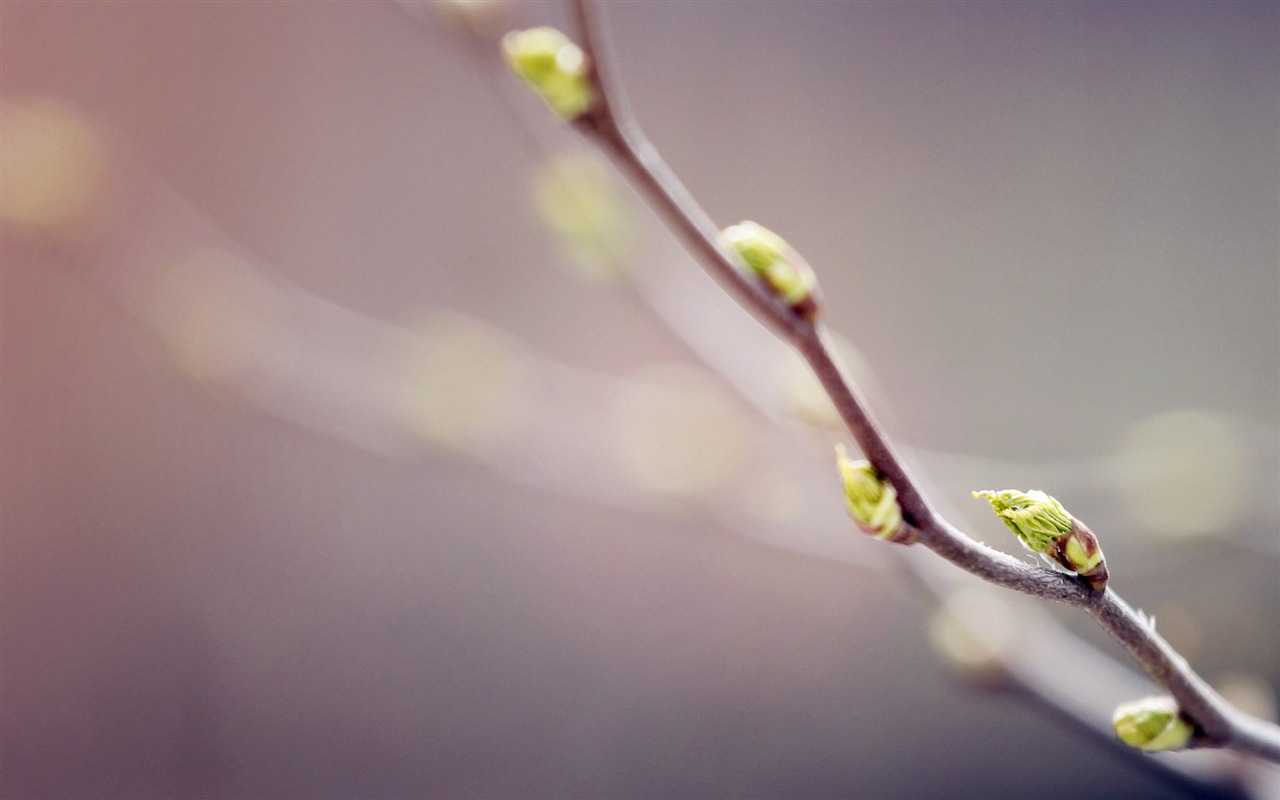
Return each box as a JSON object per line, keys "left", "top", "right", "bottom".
{"left": 2, "top": 2, "right": 1277, "bottom": 798}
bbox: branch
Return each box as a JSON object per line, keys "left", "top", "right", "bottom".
{"left": 561, "top": 0, "right": 1280, "bottom": 765}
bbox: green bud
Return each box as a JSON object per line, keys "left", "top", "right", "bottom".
{"left": 836, "top": 445, "right": 911, "bottom": 543}
{"left": 1112, "top": 696, "right": 1195, "bottom": 752}
{"left": 972, "top": 489, "right": 1108, "bottom": 590}
{"left": 502, "top": 27, "right": 595, "bottom": 120}
{"left": 718, "top": 221, "right": 818, "bottom": 318}
{"left": 972, "top": 489, "right": 1070, "bottom": 550}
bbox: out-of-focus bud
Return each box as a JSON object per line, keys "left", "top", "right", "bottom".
{"left": 972, "top": 489, "right": 1108, "bottom": 590}
{"left": 718, "top": 221, "right": 818, "bottom": 318}
{"left": 836, "top": 444, "right": 913, "bottom": 544}
{"left": 501, "top": 27, "right": 594, "bottom": 120}
{"left": 532, "top": 153, "right": 635, "bottom": 279}
{"left": 1112, "top": 696, "right": 1195, "bottom": 752}
{"left": 928, "top": 587, "right": 1018, "bottom": 683}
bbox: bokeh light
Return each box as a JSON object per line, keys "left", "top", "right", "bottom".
{"left": 393, "top": 311, "right": 531, "bottom": 455}
{"left": 0, "top": 95, "right": 106, "bottom": 239}
{"left": 148, "top": 248, "right": 279, "bottom": 386}
{"left": 609, "top": 363, "right": 748, "bottom": 500}
{"left": 532, "top": 152, "right": 636, "bottom": 281}
{"left": 928, "top": 587, "right": 1018, "bottom": 680}
{"left": 1112, "top": 409, "right": 1247, "bottom": 539}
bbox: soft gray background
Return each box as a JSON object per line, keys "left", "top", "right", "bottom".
{"left": 3, "top": 2, "right": 1277, "bottom": 798}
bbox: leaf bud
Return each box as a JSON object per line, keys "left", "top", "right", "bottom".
{"left": 1112, "top": 696, "right": 1195, "bottom": 752}
{"left": 718, "top": 221, "right": 818, "bottom": 318}
{"left": 836, "top": 444, "right": 913, "bottom": 544}
{"left": 502, "top": 27, "right": 595, "bottom": 120}
{"left": 972, "top": 489, "right": 1108, "bottom": 590}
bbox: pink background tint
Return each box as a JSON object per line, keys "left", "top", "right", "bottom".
{"left": 3, "top": 3, "right": 1276, "bottom": 798}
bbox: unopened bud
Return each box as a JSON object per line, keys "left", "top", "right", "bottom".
{"left": 836, "top": 445, "right": 912, "bottom": 544}
{"left": 718, "top": 221, "right": 818, "bottom": 318}
{"left": 1112, "top": 696, "right": 1195, "bottom": 752}
{"left": 972, "top": 489, "right": 1108, "bottom": 590}
{"left": 502, "top": 27, "right": 594, "bottom": 120}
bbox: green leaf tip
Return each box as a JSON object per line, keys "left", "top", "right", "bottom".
{"left": 1112, "top": 696, "right": 1195, "bottom": 752}
{"left": 718, "top": 221, "right": 818, "bottom": 318}
{"left": 836, "top": 444, "right": 911, "bottom": 544}
{"left": 971, "top": 490, "right": 1071, "bottom": 551}
{"left": 502, "top": 27, "right": 595, "bottom": 120}
{"left": 972, "top": 489, "right": 1108, "bottom": 590}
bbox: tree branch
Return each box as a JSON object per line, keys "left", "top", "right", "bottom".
{"left": 565, "top": 0, "right": 1280, "bottom": 765}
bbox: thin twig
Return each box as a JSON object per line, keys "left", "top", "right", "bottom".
{"left": 389, "top": 1, "right": 1273, "bottom": 789}
{"left": 566, "top": 0, "right": 1280, "bottom": 765}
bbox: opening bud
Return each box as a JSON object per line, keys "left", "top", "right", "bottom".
{"left": 836, "top": 445, "right": 912, "bottom": 544}
{"left": 718, "top": 221, "right": 818, "bottom": 318}
{"left": 1112, "top": 696, "right": 1195, "bottom": 752}
{"left": 972, "top": 489, "right": 1108, "bottom": 590}
{"left": 502, "top": 27, "right": 595, "bottom": 120}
